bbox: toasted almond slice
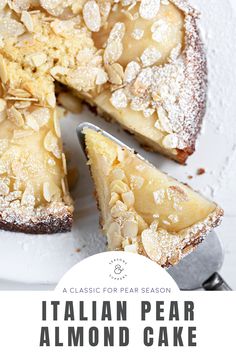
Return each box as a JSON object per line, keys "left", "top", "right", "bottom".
{"left": 107, "top": 222, "right": 122, "bottom": 249}
{"left": 162, "top": 133, "right": 178, "bottom": 149}
{"left": 53, "top": 111, "right": 61, "bottom": 137}
{"left": 83, "top": 0, "right": 101, "bottom": 32}
{"left": 0, "top": 98, "right": 6, "bottom": 112}
{"left": 43, "top": 181, "right": 61, "bottom": 202}
{"left": 7, "top": 106, "right": 24, "bottom": 127}
{"left": 121, "top": 190, "right": 135, "bottom": 208}
{"left": 0, "top": 179, "right": 9, "bottom": 196}
{"left": 124, "top": 244, "right": 138, "bottom": 253}
{"left": 62, "top": 153, "right": 67, "bottom": 175}
{"left": 0, "top": 55, "right": 8, "bottom": 84}
{"left": 112, "top": 168, "right": 125, "bottom": 180}
{"left": 44, "top": 131, "right": 61, "bottom": 159}
{"left": 25, "top": 115, "right": 39, "bottom": 131}
{"left": 21, "top": 11, "right": 34, "bottom": 32}
{"left": 21, "top": 183, "right": 35, "bottom": 207}
{"left": 122, "top": 220, "right": 138, "bottom": 239}
{"left": 110, "top": 200, "right": 128, "bottom": 218}
{"left": 109, "top": 192, "right": 120, "bottom": 207}
{"left": 46, "top": 92, "right": 56, "bottom": 108}
{"left": 110, "top": 180, "right": 129, "bottom": 194}
{"left": 139, "top": 0, "right": 160, "bottom": 20}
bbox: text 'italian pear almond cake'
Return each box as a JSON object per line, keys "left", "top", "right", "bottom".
{"left": 0, "top": 0, "right": 223, "bottom": 266}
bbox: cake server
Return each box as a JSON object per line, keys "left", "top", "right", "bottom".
{"left": 76, "top": 122, "right": 231, "bottom": 291}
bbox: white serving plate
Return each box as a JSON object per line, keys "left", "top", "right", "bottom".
{"left": 0, "top": 0, "right": 236, "bottom": 290}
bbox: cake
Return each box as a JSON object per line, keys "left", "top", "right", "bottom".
{"left": 84, "top": 128, "right": 223, "bottom": 267}
{"left": 0, "top": 56, "right": 73, "bottom": 233}
{"left": 0, "top": 0, "right": 206, "bottom": 163}
{"left": 0, "top": 0, "right": 210, "bottom": 235}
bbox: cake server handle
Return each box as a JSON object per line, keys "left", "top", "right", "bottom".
{"left": 202, "top": 272, "right": 232, "bottom": 291}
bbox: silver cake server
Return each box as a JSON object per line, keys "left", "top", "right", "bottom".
{"left": 76, "top": 122, "right": 231, "bottom": 291}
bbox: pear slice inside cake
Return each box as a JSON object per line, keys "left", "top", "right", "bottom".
{"left": 84, "top": 128, "right": 223, "bottom": 267}
{"left": 0, "top": 56, "right": 73, "bottom": 234}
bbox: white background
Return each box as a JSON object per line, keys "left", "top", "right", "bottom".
{"left": 0, "top": 0, "right": 235, "bottom": 290}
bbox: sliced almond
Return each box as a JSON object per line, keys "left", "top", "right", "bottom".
{"left": 122, "top": 220, "right": 138, "bottom": 239}
{"left": 61, "top": 153, "right": 67, "bottom": 175}
{"left": 107, "top": 222, "right": 122, "bottom": 249}
{"left": 110, "top": 180, "right": 129, "bottom": 194}
{"left": 110, "top": 200, "right": 127, "bottom": 218}
{"left": 139, "top": 0, "right": 160, "bottom": 20}
{"left": 46, "top": 92, "right": 56, "bottom": 108}
{"left": 112, "top": 168, "right": 125, "bottom": 180}
{"left": 0, "top": 55, "right": 8, "bottom": 84}
{"left": 162, "top": 133, "right": 178, "bottom": 149}
{"left": 21, "top": 183, "right": 35, "bottom": 207}
{"left": 25, "top": 115, "right": 39, "bottom": 131}
{"left": 83, "top": 0, "right": 101, "bottom": 32}
{"left": 124, "top": 244, "right": 138, "bottom": 253}
{"left": 44, "top": 131, "right": 61, "bottom": 159}
{"left": 21, "top": 11, "right": 34, "bottom": 32}
{"left": 0, "top": 179, "right": 9, "bottom": 196}
{"left": 109, "top": 192, "right": 120, "bottom": 207}
{"left": 7, "top": 106, "right": 24, "bottom": 127}
{"left": 53, "top": 111, "right": 61, "bottom": 137}
{"left": 122, "top": 190, "right": 135, "bottom": 208}
{"left": 43, "top": 181, "right": 61, "bottom": 202}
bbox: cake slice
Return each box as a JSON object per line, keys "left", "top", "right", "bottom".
{"left": 84, "top": 128, "right": 223, "bottom": 267}
{"left": 0, "top": 0, "right": 207, "bottom": 163}
{"left": 0, "top": 56, "right": 73, "bottom": 233}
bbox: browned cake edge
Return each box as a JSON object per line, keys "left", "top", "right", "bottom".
{"left": 0, "top": 205, "right": 73, "bottom": 234}
{"left": 139, "top": 206, "right": 224, "bottom": 268}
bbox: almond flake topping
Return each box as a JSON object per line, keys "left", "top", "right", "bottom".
{"left": 28, "top": 53, "right": 47, "bottom": 67}
{"left": 44, "top": 131, "right": 61, "bottom": 159}
{"left": 21, "top": 11, "right": 34, "bottom": 32}
{"left": 151, "top": 20, "right": 169, "bottom": 43}
{"left": 43, "top": 181, "right": 61, "bottom": 202}
{"left": 139, "top": 0, "right": 160, "bottom": 20}
{"left": 7, "top": 106, "right": 24, "bottom": 127}
{"left": 162, "top": 133, "right": 179, "bottom": 149}
{"left": 141, "top": 46, "right": 162, "bottom": 67}
{"left": 0, "top": 18, "right": 25, "bottom": 38}
{"left": 156, "top": 106, "right": 172, "bottom": 133}
{"left": 110, "top": 89, "right": 128, "bottom": 109}
{"left": 83, "top": 0, "right": 101, "bottom": 32}
{"left": 21, "top": 183, "right": 35, "bottom": 207}
{"left": 124, "top": 61, "right": 141, "bottom": 83}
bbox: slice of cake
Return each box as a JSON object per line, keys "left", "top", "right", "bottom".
{"left": 84, "top": 128, "right": 223, "bottom": 267}
{"left": 0, "top": 0, "right": 207, "bottom": 163}
{"left": 0, "top": 56, "right": 73, "bottom": 233}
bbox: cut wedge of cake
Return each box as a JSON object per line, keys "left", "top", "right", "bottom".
{"left": 0, "top": 0, "right": 207, "bottom": 163}
{"left": 0, "top": 56, "right": 73, "bottom": 233}
{"left": 84, "top": 128, "right": 223, "bottom": 267}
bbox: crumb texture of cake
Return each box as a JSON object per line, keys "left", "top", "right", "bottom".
{"left": 84, "top": 128, "right": 223, "bottom": 267}
{"left": 0, "top": 0, "right": 207, "bottom": 164}
{"left": 0, "top": 55, "right": 73, "bottom": 234}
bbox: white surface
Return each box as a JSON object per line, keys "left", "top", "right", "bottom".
{"left": 0, "top": 0, "right": 235, "bottom": 290}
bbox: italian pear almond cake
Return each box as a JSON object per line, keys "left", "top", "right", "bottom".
{"left": 0, "top": 0, "right": 223, "bottom": 267}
